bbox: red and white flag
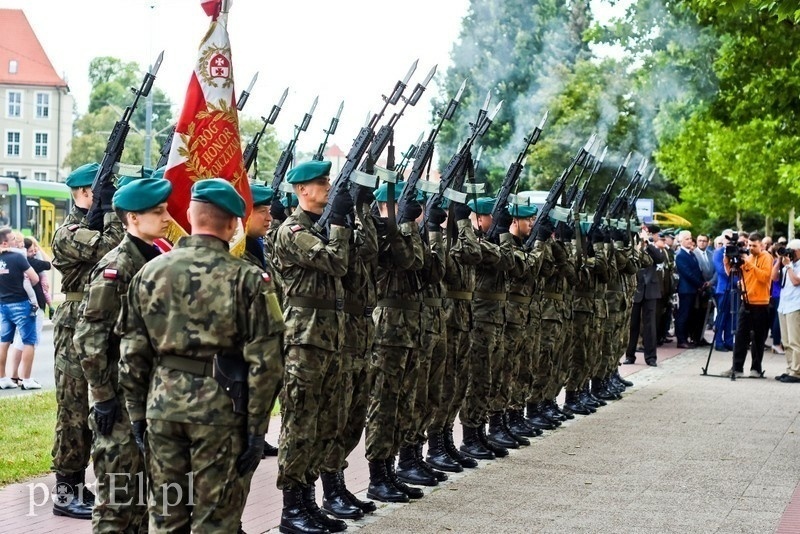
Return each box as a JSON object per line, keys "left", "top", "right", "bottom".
{"left": 163, "top": 0, "right": 252, "bottom": 239}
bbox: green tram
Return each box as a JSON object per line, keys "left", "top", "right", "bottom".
{"left": 0, "top": 177, "right": 72, "bottom": 251}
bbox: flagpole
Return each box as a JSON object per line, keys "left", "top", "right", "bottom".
{"left": 221, "top": 0, "right": 231, "bottom": 14}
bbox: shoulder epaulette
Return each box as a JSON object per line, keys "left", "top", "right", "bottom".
{"left": 290, "top": 224, "right": 303, "bottom": 233}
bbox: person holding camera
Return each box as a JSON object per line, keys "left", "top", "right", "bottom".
{"left": 772, "top": 239, "right": 800, "bottom": 382}
{"left": 720, "top": 232, "right": 772, "bottom": 377}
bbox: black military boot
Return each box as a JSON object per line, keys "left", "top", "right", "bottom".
{"left": 74, "top": 470, "right": 96, "bottom": 506}
{"left": 502, "top": 411, "right": 531, "bottom": 446}
{"left": 616, "top": 370, "right": 633, "bottom": 387}
{"left": 487, "top": 412, "right": 519, "bottom": 449}
{"left": 593, "top": 378, "right": 620, "bottom": 401}
{"left": 366, "top": 460, "right": 408, "bottom": 503}
{"left": 540, "top": 400, "right": 567, "bottom": 423}
{"left": 385, "top": 457, "right": 424, "bottom": 499}
{"left": 507, "top": 409, "right": 539, "bottom": 438}
{"left": 396, "top": 445, "right": 438, "bottom": 487}
{"left": 564, "top": 390, "right": 592, "bottom": 416}
{"left": 459, "top": 424, "right": 495, "bottom": 460}
{"left": 279, "top": 487, "right": 329, "bottom": 534}
{"left": 337, "top": 470, "right": 376, "bottom": 513}
{"left": 608, "top": 374, "right": 626, "bottom": 394}
{"left": 477, "top": 423, "right": 508, "bottom": 458}
{"left": 302, "top": 484, "right": 347, "bottom": 532}
{"left": 52, "top": 472, "right": 92, "bottom": 520}
{"left": 426, "top": 431, "right": 463, "bottom": 472}
{"left": 444, "top": 426, "right": 478, "bottom": 468}
{"left": 526, "top": 402, "right": 558, "bottom": 430}
{"left": 262, "top": 438, "right": 279, "bottom": 457}
{"left": 585, "top": 384, "right": 607, "bottom": 406}
{"left": 416, "top": 443, "right": 448, "bottom": 482}
{"left": 320, "top": 472, "right": 363, "bottom": 520}
{"left": 578, "top": 388, "right": 599, "bottom": 411}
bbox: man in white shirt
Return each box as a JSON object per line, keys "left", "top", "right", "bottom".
{"left": 773, "top": 239, "right": 800, "bottom": 382}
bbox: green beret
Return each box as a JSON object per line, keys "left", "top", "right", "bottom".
{"left": 282, "top": 194, "right": 299, "bottom": 208}
{"left": 116, "top": 167, "right": 155, "bottom": 189}
{"left": 374, "top": 181, "right": 410, "bottom": 202}
{"left": 151, "top": 167, "right": 165, "bottom": 181}
{"left": 507, "top": 203, "right": 538, "bottom": 218}
{"left": 191, "top": 178, "right": 245, "bottom": 217}
{"left": 286, "top": 160, "right": 332, "bottom": 185}
{"left": 251, "top": 184, "right": 275, "bottom": 207}
{"left": 467, "top": 196, "right": 495, "bottom": 215}
{"left": 65, "top": 162, "right": 99, "bottom": 188}
{"left": 113, "top": 178, "right": 172, "bottom": 212}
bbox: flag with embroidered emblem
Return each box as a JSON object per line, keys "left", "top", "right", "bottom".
{"left": 162, "top": 0, "right": 252, "bottom": 247}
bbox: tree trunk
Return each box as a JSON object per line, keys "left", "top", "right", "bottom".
{"left": 736, "top": 210, "right": 742, "bottom": 232}
{"left": 790, "top": 207, "right": 796, "bottom": 240}
{"left": 765, "top": 215, "right": 773, "bottom": 238}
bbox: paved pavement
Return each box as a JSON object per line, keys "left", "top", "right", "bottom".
{"left": 3, "top": 340, "right": 800, "bottom": 533}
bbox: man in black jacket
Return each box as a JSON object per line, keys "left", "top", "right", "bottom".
{"left": 625, "top": 225, "right": 666, "bottom": 366}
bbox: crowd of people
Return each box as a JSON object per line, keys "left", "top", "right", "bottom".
{"left": 10, "top": 155, "right": 800, "bottom": 534}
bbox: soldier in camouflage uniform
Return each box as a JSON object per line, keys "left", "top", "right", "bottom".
{"left": 503, "top": 203, "right": 551, "bottom": 440}
{"left": 425, "top": 202, "right": 482, "bottom": 472}
{"left": 396, "top": 201, "right": 448, "bottom": 487}
{"left": 460, "top": 197, "right": 515, "bottom": 459}
{"left": 243, "top": 184, "right": 283, "bottom": 459}
{"left": 563, "top": 227, "right": 609, "bottom": 415}
{"left": 51, "top": 162, "right": 124, "bottom": 519}
{"left": 272, "top": 160, "right": 353, "bottom": 534}
{"left": 118, "top": 179, "right": 284, "bottom": 533}
{"left": 319, "top": 185, "right": 379, "bottom": 520}
{"left": 364, "top": 181, "right": 425, "bottom": 503}
{"left": 73, "top": 178, "right": 172, "bottom": 533}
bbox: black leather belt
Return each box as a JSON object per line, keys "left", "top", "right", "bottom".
{"left": 286, "top": 296, "right": 344, "bottom": 311}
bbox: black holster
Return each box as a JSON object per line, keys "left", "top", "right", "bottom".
{"left": 213, "top": 352, "right": 249, "bottom": 415}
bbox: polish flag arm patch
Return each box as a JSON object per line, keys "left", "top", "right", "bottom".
{"left": 261, "top": 272, "right": 271, "bottom": 283}
{"left": 103, "top": 268, "right": 119, "bottom": 280}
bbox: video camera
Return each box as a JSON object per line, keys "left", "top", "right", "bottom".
{"left": 724, "top": 232, "right": 749, "bottom": 265}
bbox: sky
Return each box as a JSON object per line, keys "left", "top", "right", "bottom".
{"left": 3, "top": 0, "right": 471, "bottom": 155}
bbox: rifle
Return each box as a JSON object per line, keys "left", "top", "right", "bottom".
{"left": 425, "top": 91, "right": 503, "bottom": 218}
{"left": 242, "top": 87, "right": 289, "bottom": 174}
{"left": 270, "top": 96, "right": 318, "bottom": 200}
{"left": 157, "top": 71, "right": 258, "bottom": 170}
{"left": 563, "top": 137, "right": 599, "bottom": 208}
{"left": 91, "top": 51, "right": 163, "bottom": 206}
{"left": 573, "top": 145, "right": 606, "bottom": 216}
{"left": 394, "top": 131, "right": 424, "bottom": 179}
{"left": 398, "top": 80, "right": 466, "bottom": 226}
{"left": 608, "top": 156, "right": 647, "bottom": 219}
{"left": 312, "top": 101, "right": 343, "bottom": 161}
{"left": 485, "top": 111, "right": 548, "bottom": 240}
{"left": 627, "top": 167, "right": 656, "bottom": 218}
{"left": 587, "top": 151, "right": 630, "bottom": 238}
{"left": 312, "top": 61, "right": 419, "bottom": 237}
{"left": 525, "top": 134, "right": 596, "bottom": 248}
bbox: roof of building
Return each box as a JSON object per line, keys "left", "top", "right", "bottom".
{"left": 0, "top": 9, "right": 68, "bottom": 88}
{"left": 325, "top": 144, "right": 346, "bottom": 158}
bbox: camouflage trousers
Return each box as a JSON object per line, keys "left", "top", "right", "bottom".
{"left": 587, "top": 311, "right": 607, "bottom": 379}
{"left": 600, "top": 310, "right": 626, "bottom": 377}
{"left": 534, "top": 317, "right": 565, "bottom": 402}
{"left": 404, "top": 322, "right": 446, "bottom": 445}
{"left": 321, "top": 346, "right": 371, "bottom": 472}
{"left": 277, "top": 345, "right": 344, "bottom": 489}
{"left": 547, "top": 316, "right": 574, "bottom": 399}
{"left": 460, "top": 321, "right": 503, "bottom": 427}
{"left": 146, "top": 419, "right": 246, "bottom": 534}
{"left": 89, "top": 403, "right": 147, "bottom": 533}
{"left": 567, "top": 311, "right": 593, "bottom": 390}
{"left": 52, "top": 321, "right": 91, "bottom": 475}
{"left": 430, "top": 327, "right": 471, "bottom": 432}
{"left": 490, "top": 323, "right": 523, "bottom": 413}
{"left": 522, "top": 304, "right": 544, "bottom": 406}
{"left": 365, "top": 345, "right": 418, "bottom": 461}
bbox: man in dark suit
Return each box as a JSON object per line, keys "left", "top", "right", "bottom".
{"left": 674, "top": 230, "right": 707, "bottom": 348}
{"left": 691, "top": 234, "right": 716, "bottom": 345}
{"left": 625, "top": 225, "right": 666, "bottom": 366}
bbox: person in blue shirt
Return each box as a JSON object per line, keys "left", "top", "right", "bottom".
{"left": 713, "top": 230, "right": 737, "bottom": 351}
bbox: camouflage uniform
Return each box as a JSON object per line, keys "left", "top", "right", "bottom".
{"left": 272, "top": 211, "right": 350, "bottom": 490}
{"left": 321, "top": 202, "right": 378, "bottom": 473}
{"left": 365, "top": 219, "right": 424, "bottom": 461}
{"left": 602, "top": 241, "right": 637, "bottom": 378}
{"left": 73, "top": 234, "right": 158, "bottom": 532}
{"left": 429, "top": 220, "right": 482, "bottom": 435}
{"left": 118, "top": 235, "right": 284, "bottom": 532}
{"left": 51, "top": 207, "right": 123, "bottom": 480}
{"left": 461, "top": 232, "right": 514, "bottom": 428}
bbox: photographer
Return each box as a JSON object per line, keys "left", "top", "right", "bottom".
{"left": 772, "top": 239, "right": 800, "bottom": 382}
{"left": 720, "top": 232, "right": 772, "bottom": 377}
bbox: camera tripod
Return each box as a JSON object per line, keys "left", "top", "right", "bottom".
{"left": 701, "top": 261, "right": 765, "bottom": 380}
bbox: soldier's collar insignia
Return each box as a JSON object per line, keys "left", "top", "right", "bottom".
{"left": 103, "top": 268, "right": 119, "bottom": 280}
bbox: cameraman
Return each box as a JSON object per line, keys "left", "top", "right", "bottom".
{"left": 721, "top": 232, "right": 772, "bottom": 377}
{"left": 772, "top": 239, "right": 800, "bottom": 382}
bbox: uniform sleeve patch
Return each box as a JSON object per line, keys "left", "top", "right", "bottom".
{"left": 261, "top": 272, "right": 271, "bottom": 283}
{"left": 290, "top": 224, "right": 304, "bottom": 233}
{"left": 67, "top": 224, "right": 80, "bottom": 231}
{"left": 103, "top": 268, "right": 119, "bottom": 280}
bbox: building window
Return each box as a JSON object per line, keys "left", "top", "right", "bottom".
{"left": 35, "top": 93, "right": 50, "bottom": 119}
{"left": 34, "top": 132, "right": 48, "bottom": 158}
{"left": 6, "top": 131, "right": 20, "bottom": 157}
{"left": 8, "top": 60, "right": 18, "bottom": 74}
{"left": 7, "top": 91, "right": 21, "bottom": 118}
{"left": 33, "top": 171, "right": 47, "bottom": 181}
